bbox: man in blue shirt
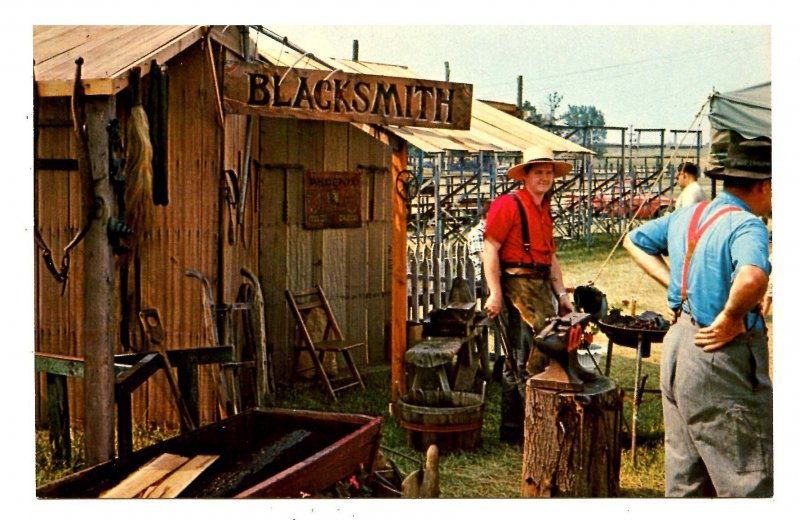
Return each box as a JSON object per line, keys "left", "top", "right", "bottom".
{"left": 623, "top": 137, "right": 772, "bottom": 497}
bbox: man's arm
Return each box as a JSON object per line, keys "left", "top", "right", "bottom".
{"left": 694, "top": 265, "right": 769, "bottom": 351}
{"left": 622, "top": 233, "right": 670, "bottom": 288}
{"left": 483, "top": 237, "right": 503, "bottom": 318}
{"left": 550, "top": 256, "right": 573, "bottom": 315}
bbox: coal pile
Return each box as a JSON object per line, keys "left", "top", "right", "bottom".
{"left": 602, "top": 309, "right": 669, "bottom": 332}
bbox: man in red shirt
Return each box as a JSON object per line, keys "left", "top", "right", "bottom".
{"left": 483, "top": 145, "right": 574, "bottom": 442}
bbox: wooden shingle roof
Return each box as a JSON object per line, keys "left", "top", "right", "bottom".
{"left": 34, "top": 25, "right": 206, "bottom": 97}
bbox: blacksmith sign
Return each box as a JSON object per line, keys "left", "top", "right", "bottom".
{"left": 304, "top": 171, "right": 361, "bottom": 229}
{"left": 223, "top": 61, "right": 473, "bottom": 130}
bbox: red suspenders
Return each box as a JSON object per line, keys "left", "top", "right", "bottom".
{"left": 680, "top": 202, "right": 742, "bottom": 309}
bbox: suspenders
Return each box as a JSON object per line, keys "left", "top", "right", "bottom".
{"left": 680, "top": 201, "right": 742, "bottom": 315}
{"left": 512, "top": 194, "right": 531, "bottom": 254}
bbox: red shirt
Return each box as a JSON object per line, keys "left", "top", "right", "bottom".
{"left": 484, "top": 189, "right": 555, "bottom": 265}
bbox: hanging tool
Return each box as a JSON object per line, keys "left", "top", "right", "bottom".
{"left": 240, "top": 267, "right": 275, "bottom": 401}
{"left": 236, "top": 116, "right": 254, "bottom": 225}
{"left": 186, "top": 269, "right": 236, "bottom": 417}
{"left": 34, "top": 57, "right": 95, "bottom": 293}
{"left": 137, "top": 309, "right": 197, "bottom": 431}
{"left": 492, "top": 314, "right": 525, "bottom": 398}
{"left": 146, "top": 59, "right": 169, "bottom": 206}
{"left": 223, "top": 169, "right": 239, "bottom": 244}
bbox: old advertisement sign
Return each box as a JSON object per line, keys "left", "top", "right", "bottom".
{"left": 304, "top": 171, "right": 362, "bottom": 229}
{"left": 224, "top": 61, "right": 472, "bottom": 130}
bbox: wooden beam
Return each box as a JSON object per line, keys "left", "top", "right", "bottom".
{"left": 35, "top": 352, "right": 131, "bottom": 378}
{"left": 83, "top": 96, "right": 116, "bottom": 466}
{"left": 390, "top": 138, "right": 408, "bottom": 402}
{"left": 113, "top": 345, "right": 234, "bottom": 367}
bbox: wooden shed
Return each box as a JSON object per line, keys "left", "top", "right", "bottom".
{"left": 34, "top": 25, "right": 589, "bottom": 465}
{"left": 34, "top": 25, "right": 479, "bottom": 462}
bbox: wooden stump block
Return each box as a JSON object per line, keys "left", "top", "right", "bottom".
{"left": 521, "top": 376, "right": 623, "bottom": 497}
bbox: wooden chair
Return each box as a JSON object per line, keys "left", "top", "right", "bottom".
{"left": 285, "top": 285, "right": 366, "bottom": 401}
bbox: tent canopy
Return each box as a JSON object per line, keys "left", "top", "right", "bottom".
{"left": 708, "top": 82, "right": 771, "bottom": 140}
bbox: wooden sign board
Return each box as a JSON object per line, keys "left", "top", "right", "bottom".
{"left": 304, "top": 171, "right": 362, "bottom": 229}
{"left": 224, "top": 61, "right": 473, "bottom": 130}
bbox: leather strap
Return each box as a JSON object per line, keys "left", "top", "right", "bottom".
{"left": 681, "top": 202, "right": 742, "bottom": 303}
{"left": 512, "top": 193, "right": 531, "bottom": 253}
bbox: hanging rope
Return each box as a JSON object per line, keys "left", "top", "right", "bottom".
{"left": 279, "top": 51, "right": 314, "bottom": 86}
{"left": 589, "top": 94, "right": 713, "bottom": 287}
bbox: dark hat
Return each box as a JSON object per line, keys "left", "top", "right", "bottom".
{"left": 706, "top": 133, "right": 771, "bottom": 180}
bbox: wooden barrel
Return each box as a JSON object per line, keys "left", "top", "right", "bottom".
{"left": 395, "top": 389, "right": 485, "bottom": 453}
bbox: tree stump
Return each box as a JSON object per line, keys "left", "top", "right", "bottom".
{"left": 521, "top": 376, "right": 623, "bottom": 497}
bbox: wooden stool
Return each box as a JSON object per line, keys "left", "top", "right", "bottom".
{"left": 404, "top": 337, "right": 463, "bottom": 392}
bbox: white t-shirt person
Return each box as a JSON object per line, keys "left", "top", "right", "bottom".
{"left": 674, "top": 162, "right": 707, "bottom": 209}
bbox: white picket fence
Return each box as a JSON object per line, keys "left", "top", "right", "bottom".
{"left": 406, "top": 238, "right": 486, "bottom": 322}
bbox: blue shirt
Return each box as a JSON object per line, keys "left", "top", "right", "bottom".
{"left": 629, "top": 191, "right": 770, "bottom": 329}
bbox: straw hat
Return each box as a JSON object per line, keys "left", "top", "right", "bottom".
{"left": 507, "top": 145, "right": 573, "bottom": 181}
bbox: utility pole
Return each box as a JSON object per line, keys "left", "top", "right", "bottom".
{"left": 445, "top": 61, "right": 450, "bottom": 81}
{"left": 352, "top": 40, "right": 359, "bottom": 61}
{"left": 517, "top": 75, "right": 523, "bottom": 112}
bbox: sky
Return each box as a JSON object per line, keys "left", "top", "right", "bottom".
{"left": 265, "top": 25, "right": 770, "bottom": 144}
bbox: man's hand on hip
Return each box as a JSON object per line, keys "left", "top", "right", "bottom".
{"left": 694, "top": 310, "right": 746, "bottom": 352}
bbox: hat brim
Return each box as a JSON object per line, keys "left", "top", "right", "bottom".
{"left": 705, "top": 166, "right": 771, "bottom": 181}
{"left": 507, "top": 159, "right": 572, "bottom": 181}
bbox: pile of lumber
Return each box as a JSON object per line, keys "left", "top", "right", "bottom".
{"left": 99, "top": 453, "right": 219, "bottom": 498}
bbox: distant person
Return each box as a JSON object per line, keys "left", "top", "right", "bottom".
{"left": 467, "top": 199, "right": 491, "bottom": 284}
{"left": 623, "top": 137, "right": 772, "bottom": 497}
{"left": 673, "top": 161, "right": 707, "bottom": 209}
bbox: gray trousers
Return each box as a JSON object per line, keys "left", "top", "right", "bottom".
{"left": 661, "top": 313, "right": 773, "bottom": 497}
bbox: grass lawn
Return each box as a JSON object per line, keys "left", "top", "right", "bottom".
{"left": 35, "top": 234, "right": 772, "bottom": 498}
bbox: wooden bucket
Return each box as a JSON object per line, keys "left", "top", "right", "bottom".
{"left": 395, "top": 388, "right": 485, "bottom": 453}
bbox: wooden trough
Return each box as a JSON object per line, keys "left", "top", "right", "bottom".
{"left": 36, "top": 408, "right": 383, "bottom": 498}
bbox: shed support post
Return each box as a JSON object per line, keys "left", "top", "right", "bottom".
{"left": 83, "top": 96, "right": 117, "bottom": 466}
{"left": 391, "top": 139, "right": 409, "bottom": 402}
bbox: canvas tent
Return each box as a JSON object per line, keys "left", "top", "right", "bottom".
{"left": 708, "top": 82, "right": 771, "bottom": 169}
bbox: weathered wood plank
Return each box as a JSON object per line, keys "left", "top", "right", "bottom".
{"left": 141, "top": 454, "right": 219, "bottom": 498}
{"left": 100, "top": 453, "right": 189, "bottom": 498}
